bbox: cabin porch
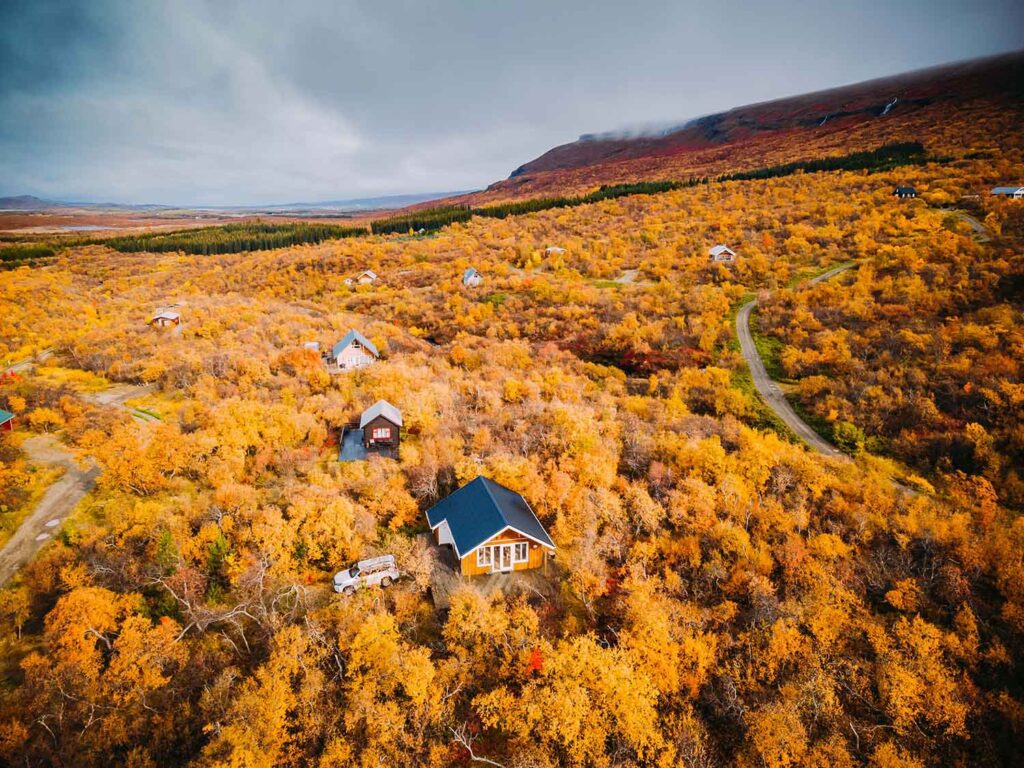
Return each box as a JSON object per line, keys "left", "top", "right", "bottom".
{"left": 420, "top": 533, "right": 556, "bottom": 611}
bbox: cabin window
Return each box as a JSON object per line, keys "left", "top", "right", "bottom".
{"left": 476, "top": 547, "right": 492, "bottom": 567}
{"left": 372, "top": 427, "right": 391, "bottom": 440}
{"left": 514, "top": 542, "right": 528, "bottom": 562}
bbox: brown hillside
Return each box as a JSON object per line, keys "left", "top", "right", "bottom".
{"left": 436, "top": 51, "right": 1024, "bottom": 206}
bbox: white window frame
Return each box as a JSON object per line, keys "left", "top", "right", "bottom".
{"left": 372, "top": 426, "right": 391, "bottom": 440}
{"left": 476, "top": 547, "right": 492, "bottom": 568}
{"left": 513, "top": 542, "right": 529, "bottom": 563}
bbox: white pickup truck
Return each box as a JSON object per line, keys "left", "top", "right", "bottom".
{"left": 333, "top": 555, "right": 400, "bottom": 595}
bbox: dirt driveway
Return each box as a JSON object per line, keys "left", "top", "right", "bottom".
{"left": 0, "top": 436, "right": 99, "bottom": 586}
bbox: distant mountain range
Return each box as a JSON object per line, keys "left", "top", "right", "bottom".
{"left": 0, "top": 191, "right": 474, "bottom": 214}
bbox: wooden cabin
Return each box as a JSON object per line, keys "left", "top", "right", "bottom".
{"left": 708, "top": 244, "right": 736, "bottom": 263}
{"left": 344, "top": 270, "right": 379, "bottom": 286}
{"left": 331, "top": 329, "right": 378, "bottom": 370}
{"left": 426, "top": 476, "right": 555, "bottom": 576}
{"left": 893, "top": 186, "right": 917, "bottom": 198}
{"left": 991, "top": 186, "right": 1024, "bottom": 199}
{"left": 0, "top": 408, "right": 13, "bottom": 432}
{"left": 149, "top": 310, "right": 181, "bottom": 328}
{"left": 462, "top": 267, "right": 483, "bottom": 287}
{"left": 360, "top": 399, "right": 401, "bottom": 450}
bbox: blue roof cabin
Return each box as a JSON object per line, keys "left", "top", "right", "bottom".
{"left": 426, "top": 476, "right": 555, "bottom": 575}
{"left": 331, "top": 329, "right": 378, "bottom": 370}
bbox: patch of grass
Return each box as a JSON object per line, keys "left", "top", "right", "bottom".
{"left": 482, "top": 292, "right": 508, "bottom": 306}
{"left": 35, "top": 365, "right": 111, "bottom": 392}
{"left": 592, "top": 280, "right": 622, "bottom": 289}
{"left": 0, "top": 463, "right": 64, "bottom": 550}
{"left": 730, "top": 367, "right": 799, "bottom": 443}
{"left": 748, "top": 312, "right": 788, "bottom": 381}
{"left": 789, "top": 398, "right": 843, "bottom": 449}
{"left": 126, "top": 391, "right": 180, "bottom": 419}
{"left": 785, "top": 261, "right": 856, "bottom": 288}
{"left": 721, "top": 293, "right": 755, "bottom": 356}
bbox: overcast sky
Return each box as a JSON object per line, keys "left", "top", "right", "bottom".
{"left": 1, "top": 0, "right": 1021, "bottom": 206}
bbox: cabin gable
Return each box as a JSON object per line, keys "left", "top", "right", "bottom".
{"left": 458, "top": 527, "right": 551, "bottom": 576}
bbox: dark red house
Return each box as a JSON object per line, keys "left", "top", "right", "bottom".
{"left": 360, "top": 399, "right": 402, "bottom": 450}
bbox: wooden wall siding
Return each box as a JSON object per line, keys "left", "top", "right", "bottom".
{"left": 458, "top": 531, "right": 550, "bottom": 576}
{"left": 363, "top": 415, "right": 400, "bottom": 448}
{"left": 338, "top": 344, "right": 375, "bottom": 368}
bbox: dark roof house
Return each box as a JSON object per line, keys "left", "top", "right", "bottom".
{"left": 426, "top": 476, "right": 555, "bottom": 576}
{"left": 893, "top": 186, "right": 917, "bottom": 198}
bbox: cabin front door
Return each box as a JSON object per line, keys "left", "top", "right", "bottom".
{"left": 493, "top": 544, "right": 514, "bottom": 573}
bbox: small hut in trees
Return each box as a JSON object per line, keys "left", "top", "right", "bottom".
{"left": 708, "top": 244, "right": 736, "bottom": 263}
{"left": 893, "top": 186, "right": 917, "bottom": 198}
{"left": 426, "top": 476, "right": 555, "bottom": 576}
{"left": 331, "top": 329, "right": 378, "bottom": 370}
{"left": 991, "top": 186, "right": 1024, "bottom": 199}
{"left": 344, "top": 270, "right": 378, "bottom": 286}
{"left": 0, "top": 408, "right": 13, "bottom": 432}
{"left": 149, "top": 310, "right": 181, "bottom": 328}
{"left": 462, "top": 267, "right": 483, "bottom": 287}
{"left": 360, "top": 399, "right": 401, "bottom": 451}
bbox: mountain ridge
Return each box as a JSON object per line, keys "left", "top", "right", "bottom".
{"left": 472, "top": 50, "right": 1023, "bottom": 203}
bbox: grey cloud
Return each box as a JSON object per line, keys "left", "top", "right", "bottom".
{"left": 1, "top": 0, "right": 1021, "bottom": 205}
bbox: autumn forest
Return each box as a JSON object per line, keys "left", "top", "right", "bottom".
{"left": 1, "top": 48, "right": 1024, "bottom": 768}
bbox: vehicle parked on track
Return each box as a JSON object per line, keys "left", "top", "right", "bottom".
{"left": 333, "top": 554, "right": 400, "bottom": 594}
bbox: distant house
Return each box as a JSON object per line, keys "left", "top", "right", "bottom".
{"left": 344, "top": 270, "right": 379, "bottom": 286}
{"left": 462, "top": 267, "right": 483, "bottom": 287}
{"left": 360, "top": 399, "right": 402, "bottom": 450}
{"left": 544, "top": 246, "right": 566, "bottom": 255}
{"left": 426, "top": 476, "right": 555, "bottom": 576}
{"left": 991, "top": 186, "right": 1024, "bottom": 199}
{"left": 893, "top": 186, "right": 917, "bottom": 198}
{"left": 0, "top": 408, "right": 13, "bottom": 432}
{"left": 331, "top": 329, "right": 378, "bottom": 370}
{"left": 708, "top": 244, "right": 736, "bottom": 263}
{"left": 149, "top": 310, "right": 180, "bottom": 328}
{"left": 303, "top": 341, "right": 321, "bottom": 353}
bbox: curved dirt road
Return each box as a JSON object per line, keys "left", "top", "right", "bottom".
{"left": 955, "top": 211, "right": 990, "bottom": 242}
{"left": 0, "top": 436, "right": 99, "bottom": 586}
{"left": 0, "top": 370, "right": 157, "bottom": 585}
{"left": 737, "top": 264, "right": 855, "bottom": 459}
